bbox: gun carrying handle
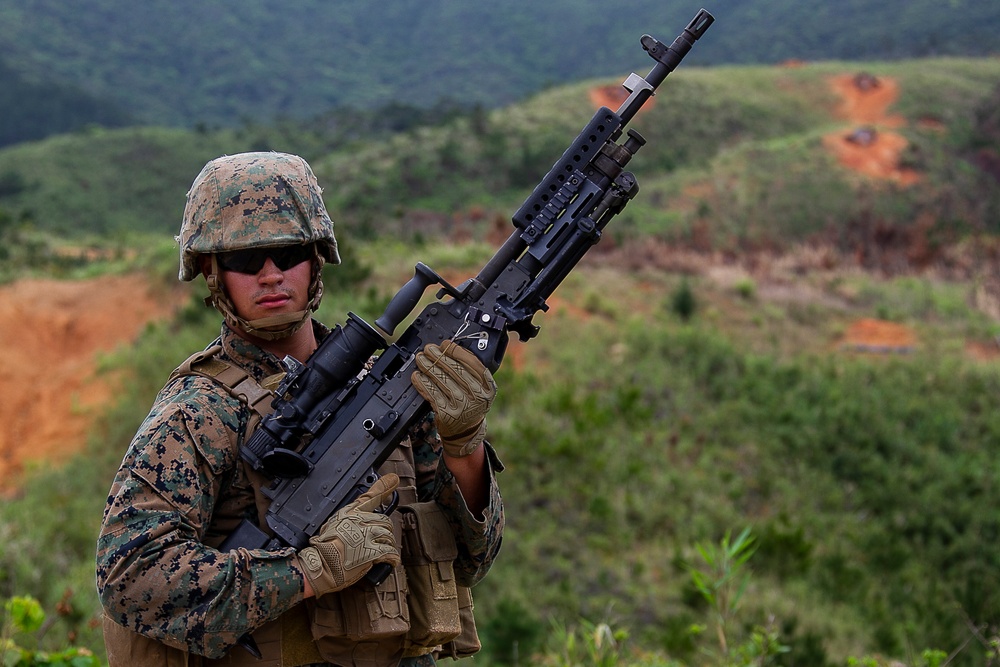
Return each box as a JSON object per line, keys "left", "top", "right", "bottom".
{"left": 375, "top": 263, "right": 440, "bottom": 335}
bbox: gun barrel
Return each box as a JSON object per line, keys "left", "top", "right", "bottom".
{"left": 612, "top": 9, "right": 714, "bottom": 127}
{"left": 644, "top": 8, "right": 714, "bottom": 78}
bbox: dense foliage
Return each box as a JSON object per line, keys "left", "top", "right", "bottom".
{"left": 1, "top": 243, "right": 999, "bottom": 665}
{"left": 1, "top": 596, "right": 102, "bottom": 666}
{"left": 0, "top": 57, "right": 133, "bottom": 147}
{"left": 0, "top": 0, "right": 998, "bottom": 143}
{"left": 477, "top": 275, "right": 1000, "bottom": 665}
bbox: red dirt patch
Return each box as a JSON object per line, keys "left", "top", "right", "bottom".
{"left": 824, "top": 73, "right": 921, "bottom": 185}
{"left": 829, "top": 74, "right": 906, "bottom": 127}
{"left": 839, "top": 318, "right": 918, "bottom": 353}
{"left": 822, "top": 129, "right": 921, "bottom": 185}
{"left": 0, "top": 275, "right": 186, "bottom": 496}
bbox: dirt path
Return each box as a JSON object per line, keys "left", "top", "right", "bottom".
{"left": 0, "top": 275, "right": 186, "bottom": 496}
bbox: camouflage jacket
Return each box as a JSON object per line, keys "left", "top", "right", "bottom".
{"left": 96, "top": 320, "right": 504, "bottom": 659}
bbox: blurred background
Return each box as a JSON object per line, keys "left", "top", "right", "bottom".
{"left": 1, "top": 1, "right": 999, "bottom": 665}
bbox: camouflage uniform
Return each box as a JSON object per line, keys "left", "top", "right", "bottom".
{"left": 98, "top": 151, "right": 502, "bottom": 665}
{"left": 96, "top": 319, "right": 504, "bottom": 664}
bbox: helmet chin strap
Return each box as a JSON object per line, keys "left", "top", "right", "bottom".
{"left": 205, "top": 253, "right": 325, "bottom": 342}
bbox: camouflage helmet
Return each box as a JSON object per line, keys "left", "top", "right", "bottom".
{"left": 177, "top": 151, "right": 340, "bottom": 282}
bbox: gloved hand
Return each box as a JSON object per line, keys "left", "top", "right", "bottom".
{"left": 411, "top": 340, "right": 497, "bottom": 457}
{"left": 297, "top": 473, "right": 401, "bottom": 597}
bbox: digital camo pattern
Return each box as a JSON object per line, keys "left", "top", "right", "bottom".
{"left": 96, "top": 326, "right": 303, "bottom": 658}
{"left": 177, "top": 152, "right": 340, "bottom": 281}
{"left": 410, "top": 410, "right": 505, "bottom": 588}
{"left": 96, "top": 320, "right": 504, "bottom": 661}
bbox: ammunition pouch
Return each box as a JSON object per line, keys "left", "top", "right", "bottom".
{"left": 305, "top": 562, "right": 409, "bottom": 666}
{"left": 399, "top": 502, "right": 461, "bottom": 656}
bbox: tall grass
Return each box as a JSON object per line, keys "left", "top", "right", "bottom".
{"left": 475, "top": 279, "right": 1000, "bottom": 666}
{"left": 2, "top": 244, "right": 999, "bottom": 665}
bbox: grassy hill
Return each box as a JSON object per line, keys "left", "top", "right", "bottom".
{"left": 2, "top": 236, "right": 999, "bottom": 666}
{"left": 2, "top": 57, "right": 998, "bottom": 254}
{"left": 1, "top": 56, "right": 1000, "bottom": 666}
{"left": 313, "top": 57, "right": 1000, "bottom": 251}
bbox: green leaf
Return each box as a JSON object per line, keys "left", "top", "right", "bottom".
{"left": 4, "top": 596, "right": 46, "bottom": 634}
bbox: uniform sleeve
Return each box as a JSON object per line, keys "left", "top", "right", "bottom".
{"left": 409, "top": 412, "right": 505, "bottom": 587}
{"left": 95, "top": 379, "right": 305, "bottom": 658}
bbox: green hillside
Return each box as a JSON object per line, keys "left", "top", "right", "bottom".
{"left": 312, "top": 57, "right": 1000, "bottom": 249}
{"left": 0, "top": 57, "right": 134, "bottom": 146}
{"left": 0, "top": 0, "right": 998, "bottom": 144}
{"left": 1, "top": 56, "right": 1000, "bottom": 667}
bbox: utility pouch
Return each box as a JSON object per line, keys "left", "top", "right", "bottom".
{"left": 399, "top": 501, "right": 461, "bottom": 655}
{"left": 307, "top": 564, "right": 410, "bottom": 641}
{"left": 439, "top": 585, "right": 481, "bottom": 660}
{"left": 305, "top": 564, "right": 409, "bottom": 666}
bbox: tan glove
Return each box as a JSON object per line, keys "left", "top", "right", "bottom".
{"left": 411, "top": 340, "right": 497, "bottom": 457}
{"left": 297, "top": 473, "right": 401, "bottom": 597}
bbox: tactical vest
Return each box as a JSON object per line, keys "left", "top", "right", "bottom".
{"left": 103, "top": 345, "right": 481, "bottom": 667}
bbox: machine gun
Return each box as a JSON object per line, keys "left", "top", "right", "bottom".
{"left": 223, "top": 4, "right": 713, "bottom": 633}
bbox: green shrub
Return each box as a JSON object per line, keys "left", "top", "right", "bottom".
{"left": 671, "top": 279, "right": 697, "bottom": 320}
{"left": 1, "top": 596, "right": 102, "bottom": 666}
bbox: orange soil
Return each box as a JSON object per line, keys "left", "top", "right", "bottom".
{"left": 823, "top": 73, "right": 921, "bottom": 185}
{"left": 824, "top": 74, "right": 928, "bottom": 349}
{"left": 839, "top": 318, "right": 917, "bottom": 353}
{"left": 0, "top": 275, "right": 185, "bottom": 496}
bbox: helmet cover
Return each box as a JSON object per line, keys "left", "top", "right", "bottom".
{"left": 177, "top": 151, "right": 339, "bottom": 281}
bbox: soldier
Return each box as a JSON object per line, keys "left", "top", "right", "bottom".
{"left": 96, "top": 152, "right": 504, "bottom": 666}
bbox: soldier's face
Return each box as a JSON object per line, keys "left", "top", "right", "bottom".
{"left": 218, "top": 251, "right": 313, "bottom": 324}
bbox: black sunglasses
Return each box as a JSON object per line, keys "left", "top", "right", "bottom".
{"left": 217, "top": 244, "right": 315, "bottom": 274}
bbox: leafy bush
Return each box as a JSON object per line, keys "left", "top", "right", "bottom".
{"left": 1, "top": 596, "right": 102, "bottom": 666}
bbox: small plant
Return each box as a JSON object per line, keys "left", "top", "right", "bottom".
{"left": 1, "top": 595, "right": 102, "bottom": 667}
{"left": 671, "top": 279, "right": 697, "bottom": 321}
{"left": 684, "top": 528, "right": 790, "bottom": 666}
{"left": 533, "top": 528, "right": 789, "bottom": 667}
{"left": 734, "top": 278, "right": 756, "bottom": 301}
{"left": 728, "top": 618, "right": 788, "bottom": 667}
{"left": 685, "top": 527, "right": 757, "bottom": 656}
{"left": 543, "top": 618, "right": 629, "bottom": 667}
